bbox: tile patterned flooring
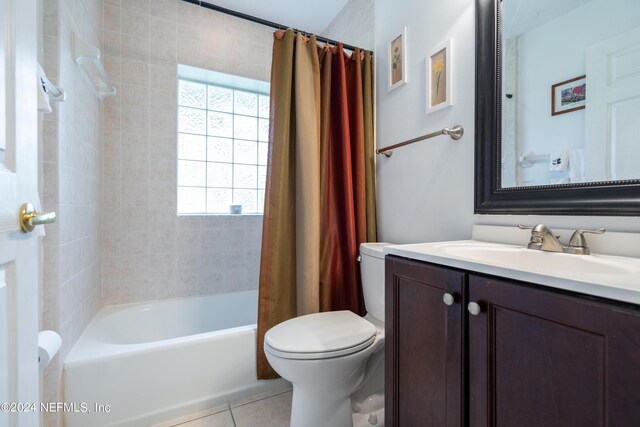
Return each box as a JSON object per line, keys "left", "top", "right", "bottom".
{"left": 153, "top": 386, "right": 293, "bottom": 427}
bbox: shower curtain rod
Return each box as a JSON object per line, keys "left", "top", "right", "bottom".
{"left": 180, "top": 0, "right": 372, "bottom": 54}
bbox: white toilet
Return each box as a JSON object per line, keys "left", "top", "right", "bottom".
{"left": 264, "top": 242, "right": 389, "bottom": 427}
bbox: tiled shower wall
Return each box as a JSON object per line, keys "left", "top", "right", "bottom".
{"left": 321, "top": 0, "right": 375, "bottom": 51}
{"left": 101, "top": 0, "right": 273, "bottom": 305}
{"left": 41, "top": 0, "right": 104, "bottom": 425}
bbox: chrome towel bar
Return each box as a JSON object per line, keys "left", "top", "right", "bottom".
{"left": 376, "top": 125, "right": 463, "bottom": 158}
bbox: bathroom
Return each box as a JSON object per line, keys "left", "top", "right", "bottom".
{"left": 1, "top": 0, "right": 639, "bottom": 426}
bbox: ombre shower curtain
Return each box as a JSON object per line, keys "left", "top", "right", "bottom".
{"left": 257, "top": 29, "right": 377, "bottom": 379}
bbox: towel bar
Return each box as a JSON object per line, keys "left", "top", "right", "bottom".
{"left": 72, "top": 32, "right": 116, "bottom": 99}
{"left": 376, "top": 125, "right": 463, "bottom": 158}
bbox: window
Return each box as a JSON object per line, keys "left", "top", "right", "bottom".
{"left": 177, "top": 75, "right": 269, "bottom": 215}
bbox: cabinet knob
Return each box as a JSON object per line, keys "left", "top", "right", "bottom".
{"left": 443, "top": 293, "right": 455, "bottom": 306}
{"left": 468, "top": 302, "right": 482, "bottom": 316}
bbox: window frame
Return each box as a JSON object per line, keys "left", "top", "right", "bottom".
{"left": 176, "top": 76, "right": 270, "bottom": 216}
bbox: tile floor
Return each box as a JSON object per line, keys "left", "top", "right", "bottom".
{"left": 153, "top": 386, "right": 293, "bottom": 427}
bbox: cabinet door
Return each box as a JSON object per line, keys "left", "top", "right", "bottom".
{"left": 468, "top": 274, "right": 640, "bottom": 426}
{"left": 385, "top": 257, "right": 466, "bottom": 427}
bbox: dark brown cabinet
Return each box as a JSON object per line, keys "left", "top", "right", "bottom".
{"left": 385, "top": 256, "right": 467, "bottom": 427}
{"left": 386, "top": 256, "right": 640, "bottom": 427}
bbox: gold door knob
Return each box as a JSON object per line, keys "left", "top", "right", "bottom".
{"left": 19, "top": 203, "right": 56, "bottom": 232}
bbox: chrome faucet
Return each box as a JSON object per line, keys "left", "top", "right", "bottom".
{"left": 518, "top": 224, "right": 564, "bottom": 252}
{"left": 566, "top": 228, "right": 606, "bottom": 255}
{"left": 517, "top": 224, "right": 605, "bottom": 255}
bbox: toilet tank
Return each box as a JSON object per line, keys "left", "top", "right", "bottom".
{"left": 360, "top": 243, "right": 391, "bottom": 323}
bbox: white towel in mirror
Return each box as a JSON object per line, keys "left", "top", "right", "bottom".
{"left": 569, "top": 149, "right": 585, "bottom": 182}
{"left": 549, "top": 151, "right": 569, "bottom": 171}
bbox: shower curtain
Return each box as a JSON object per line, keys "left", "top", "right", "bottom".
{"left": 257, "top": 29, "right": 377, "bottom": 379}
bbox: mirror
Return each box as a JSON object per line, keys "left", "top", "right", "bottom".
{"left": 475, "top": 0, "right": 640, "bottom": 215}
{"left": 501, "top": 0, "right": 640, "bottom": 188}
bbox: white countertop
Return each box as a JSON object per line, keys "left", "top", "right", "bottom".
{"left": 383, "top": 225, "right": 640, "bottom": 306}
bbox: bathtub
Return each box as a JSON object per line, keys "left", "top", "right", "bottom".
{"left": 63, "top": 290, "right": 288, "bottom": 427}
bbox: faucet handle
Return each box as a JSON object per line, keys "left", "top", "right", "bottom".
{"left": 519, "top": 223, "right": 554, "bottom": 233}
{"left": 569, "top": 228, "right": 606, "bottom": 248}
{"left": 517, "top": 224, "right": 541, "bottom": 243}
{"left": 522, "top": 224, "right": 556, "bottom": 238}
{"left": 518, "top": 224, "right": 551, "bottom": 247}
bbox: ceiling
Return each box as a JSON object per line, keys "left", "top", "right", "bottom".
{"left": 201, "top": 0, "right": 350, "bottom": 35}
{"left": 502, "top": 0, "right": 596, "bottom": 39}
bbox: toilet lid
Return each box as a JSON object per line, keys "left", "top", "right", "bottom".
{"left": 264, "top": 311, "right": 377, "bottom": 359}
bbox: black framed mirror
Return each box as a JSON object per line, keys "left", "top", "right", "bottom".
{"left": 474, "top": 0, "right": 640, "bottom": 216}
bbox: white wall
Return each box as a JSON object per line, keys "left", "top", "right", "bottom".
{"left": 375, "top": 0, "right": 476, "bottom": 243}
{"left": 374, "top": 0, "right": 640, "bottom": 246}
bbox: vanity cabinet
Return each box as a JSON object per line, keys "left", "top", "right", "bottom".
{"left": 384, "top": 256, "right": 467, "bottom": 426}
{"left": 385, "top": 256, "right": 640, "bottom": 427}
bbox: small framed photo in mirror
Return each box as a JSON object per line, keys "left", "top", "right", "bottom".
{"left": 388, "top": 28, "right": 408, "bottom": 91}
{"left": 551, "top": 75, "right": 586, "bottom": 116}
{"left": 426, "top": 39, "right": 453, "bottom": 114}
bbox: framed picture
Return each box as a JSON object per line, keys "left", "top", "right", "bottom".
{"left": 388, "top": 28, "right": 407, "bottom": 91}
{"left": 426, "top": 39, "right": 453, "bottom": 113}
{"left": 551, "top": 75, "right": 586, "bottom": 116}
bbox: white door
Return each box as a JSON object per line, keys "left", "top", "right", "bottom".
{"left": 585, "top": 26, "right": 640, "bottom": 181}
{"left": 0, "top": 0, "right": 42, "bottom": 425}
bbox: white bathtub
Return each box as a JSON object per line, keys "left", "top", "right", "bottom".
{"left": 63, "top": 290, "right": 287, "bottom": 427}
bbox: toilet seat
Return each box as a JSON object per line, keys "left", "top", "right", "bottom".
{"left": 264, "top": 310, "right": 377, "bottom": 360}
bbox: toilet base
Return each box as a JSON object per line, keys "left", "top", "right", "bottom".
{"left": 353, "top": 407, "right": 384, "bottom": 427}
{"left": 290, "top": 385, "right": 354, "bottom": 427}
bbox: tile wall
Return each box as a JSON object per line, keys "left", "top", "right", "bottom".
{"left": 101, "top": 0, "right": 273, "bottom": 305}
{"left": 40, "top": 0, "right": 104, "bottom": 425}
{"left": 321, "top": 0, "right": 375, "bottom": 51}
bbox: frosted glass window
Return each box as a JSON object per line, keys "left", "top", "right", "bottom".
{"left": 207, "top": 188, "right": 232, "bottom": 213}
{"left": 259, "top": 95, "right": 270, "bottom": 118}
{"left": 258, "top": 166, "right": 267, "bottom": 189}
{"left": 178, "top": 107, "right": 206, "bottom": 135}
{"left": 258, "top": 119, "right": 269, "bottom": 142}
{"left": 178, "top": 187, "right": 206, "bottom": 214}
{"left": 177, "top": 77, "right": 270, "bottom": 214}
{"left": 207, "top": 162, "right": 232, "bottom": 188}
{"left": 234, "top": 140, "right": 257, "bottom": 165}
{"left": 178, "top": 160, "right": 206, "bottom": 187}
{"left": 208, "top": 86, "right": 233, "bottom": 112}
{"left": 207, "top": 111, "right": 233, "bottom": 138}
{"left": 234, "top": 164, "right": 257, "bottom": 189}
{"left": 234, "top": 115, "right": 257, "bottom": 140}
{"left": 207, "top": 137, "right": 233, "bottom": 163}
{"left": 257, "top": 190, "right": 265, "bottom": 211}
{"left": 179, "top": 80, "right": 206, "bottom": 109}
{"left": 235, "top": 91, "right": 258, "bottom": 116}
{"left": 178, "top": 134, "right": 206, "bottom": 161}
{"left": 233, "top": 189, "right": 257, "bottom": 213}
{"left": 258, "top": 143, "right": 268, "bottom": 166}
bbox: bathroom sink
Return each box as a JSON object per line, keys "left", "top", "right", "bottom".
{"left": 384, "top": 239, "right": 640, "bottom": 305}
{"left": 437, "top": 243, "right": 634, "bottom": 276}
